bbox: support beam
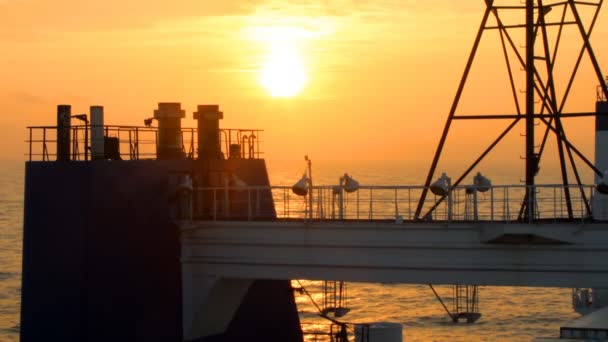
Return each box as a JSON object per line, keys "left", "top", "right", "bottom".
{"left": 524, "top": 0, "right": 537, "bottom": 222}
{"left": 415, "top": 1, "right": 494, "bottom": 220}
{"left": 182, "top": 221, "right": 608, "bottom": 288}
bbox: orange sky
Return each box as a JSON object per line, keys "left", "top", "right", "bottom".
{"left": 1, "top": 0, "right": 607, "bottom": 178}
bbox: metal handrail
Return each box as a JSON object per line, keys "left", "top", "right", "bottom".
{"left": 192, "top": 183, "right": 597, "bottom": 223}
{"left": 26, "top": 125, "right": 263, "bottom": 161}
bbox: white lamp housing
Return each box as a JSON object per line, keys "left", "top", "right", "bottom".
{"left": 343, "top": 173, "right": 359, "bottom": 193}
{"left": 473, "top": 172, "right": 491, "bottom": 192}
{"left": 597, "top": 171, "right": 608, "bottom": 194}
{"left": 430, "top": 173, "right": 450, "bottom": 196}
{"left": 292, "top": 174, "right": 308, "bottom": 196}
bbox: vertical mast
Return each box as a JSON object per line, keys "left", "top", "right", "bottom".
{"left": 525, "top": 0, "right": 536, "bottom": 221}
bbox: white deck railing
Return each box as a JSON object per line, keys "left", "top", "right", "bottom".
{"left": 192, "top": 184, "right": 596, "bottom": 222}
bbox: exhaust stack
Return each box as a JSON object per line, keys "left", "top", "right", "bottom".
{"left": 193, "top": 105, "right": 223, "bottom": 159}
{"left": 154, "top": 102, "right": 185, "bottom": 160}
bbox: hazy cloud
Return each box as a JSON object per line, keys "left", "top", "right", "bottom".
{"left": 0, "top": 0, "right": 261, "bottom": 31}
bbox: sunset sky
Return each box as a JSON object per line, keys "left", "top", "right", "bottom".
{"left": 1, "top": 1, "right": 607, "bottom": 177}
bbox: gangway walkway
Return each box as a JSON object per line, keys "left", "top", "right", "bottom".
{"left": 181, "top": 183, "right": 608, "bottom": 289}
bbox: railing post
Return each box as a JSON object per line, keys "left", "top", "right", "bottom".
{"left": 128, "top": 130, "right": 134, "bottom": 160}
{"left": 256, "top": 187, "right": 261, "bottom": 217}
{"left": 504, "top": 187, "right": 509, "bottom": 221}
{"left": 71, "top": 127, "right": 78, "bottom": 160}
{"left": 394, "top": 188, "right": 398, "bottom": 219}
{"left": 369, "top": 188, "right": 373, "bottom": 221}
{"left": 42, "top": 128, "right": 48, "bottom": 161}
{"left": 554, "top": 187, "right": 557, "bottom": 220}
{"left": 473, "top": 188, "right": 478, "bottom": 221}
{"left": 283, "top": 188, "right": 287, "bottom": 218}
{"left": 287, "top": 188, "right": 290, "bottom": 218}
{"left": 580, "top": 186, "right": 584, "bottom": 222}
{"left": 317, "top": 187, "right": 323, "bottom": 219}
{"left": 247, "top": 188, "right": 252, "bottom": 221}
{"left": 28, "top": 127, "right": 32, "bottom": 161}
{"left": 224, "top": 185, "right": 230, "bottom": 218}
{"left": 527, "top": 185, "right": 532, "bottom": 223}
{"left": 338, "top": 186, "right": 345, "bottom": 220}
{"left": 448, "top": 189, "right": 453, "bottom": 222}
{"left": 135, "top": 127, "right": 140, "bottom": 160}
{"left": 356, "top": 190, "right": 360, "bottom": 220}
{"left": 213, "top": 189, "right": 217, "bottom": 221}
{"left": 257, "top": 131, "right": 261, "bottom": 158}
{"left": 490, "top": 187, "right": 494, "bottom": 222}
{"left": 408, "top": 188, "right": 412, "bottom": 220}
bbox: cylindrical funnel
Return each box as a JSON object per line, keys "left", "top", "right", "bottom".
{"left": 194, "top": 105, "right": 223, "bottom": 159}
{"left": 154, "top": 102, "right": 185, "bottom": 160}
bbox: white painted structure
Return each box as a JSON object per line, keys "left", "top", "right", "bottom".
{"left": 594, "top": 101, "right": 608, "bottom": 220}
{"left": 354, "top": 322, "right": 402, "bottom": 342}
{"left": 560, "top": 306, "right": 608, "bottom": 340}
{"left": 180, "top": 113, "right": 608, "bottom": 339}
{"left": 179, "top": 219, "right": 608, "bottom": 339}
{"left": 180, "top": 220, "right": 608, "bottom": 288}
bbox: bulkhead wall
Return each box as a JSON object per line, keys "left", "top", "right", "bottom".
{"left": 20, "top": 158, "right": 301, "bottom": 342}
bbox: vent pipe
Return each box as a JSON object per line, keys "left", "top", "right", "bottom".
{"left": 57, "top": 105, "right": 71, "bottom": 161}
{"left": 193, "top": 105, "right": 223, "bottom": 159}
{"left": 154, "top": 102, "right": 185, "bottom": 160}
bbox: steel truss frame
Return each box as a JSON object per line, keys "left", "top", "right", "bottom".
{"left": 415, "top": 0, "right": 608, "bottom": 222}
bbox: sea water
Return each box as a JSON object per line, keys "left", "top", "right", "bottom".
{"left": 0, "top": 161, "right": 24, "bottom": 342}
{"left": 0, "top": 159, "right": 585, "bottom": 341}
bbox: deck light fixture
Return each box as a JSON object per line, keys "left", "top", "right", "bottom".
{"left": 334, "top": 173, "right": 359, "bottom": 220}
{"left": 430, "top": 173, "right": 451, "bottom": 196}
{"left": 473, "top": 172, "right": 491, "bottom": 192}
{"left": 597, "top": 171, "right": 608, "bottom": 194}
{"left": 144, "top": 117, "right": 155, "bottom": 127}
{"left": 465, "top": 173, "right": 491, "bottom": 221}
{"left": 292, "top": 156, "right": 314, "bottom": 220}
{"left": 71, "top": 114, "right": 88, "bottom": 123}
{"left": 430, "top": 173, "right": 453, "bottom": 220}
{"left": 342, "top": 173, "right": 359, "bottom": 193}
{"left": 292, "top": 175, "right": 308, "bottom": 196}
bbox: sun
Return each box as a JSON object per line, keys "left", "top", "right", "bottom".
{"left": 259, "top": 44, "right": 308, "bottom": 98}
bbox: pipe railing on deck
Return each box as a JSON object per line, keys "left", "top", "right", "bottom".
{"left": 26, "top": 125, "right": 263, "bottom": 161}
{"left": 192, "top": 184, "right": 597, "bottom": 223}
